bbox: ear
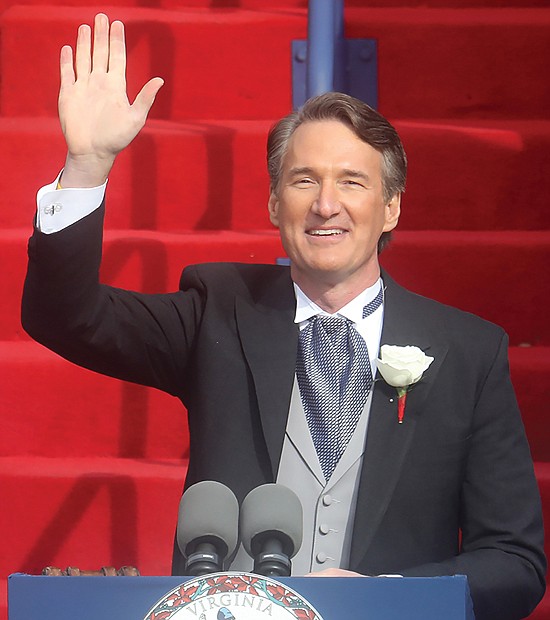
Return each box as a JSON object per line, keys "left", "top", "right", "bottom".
{"left": 268, "top": 192, "right": 280, "bottom": 227}
{"left": 383, "top": 193, "right": 401, "bottom": 233}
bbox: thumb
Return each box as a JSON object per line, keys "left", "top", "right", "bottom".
{"left": 132, "top": 77, "right": 165, "bottom": 120}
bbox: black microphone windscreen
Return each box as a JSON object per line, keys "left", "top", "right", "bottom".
{"left": 177, "top": 480, "right": 239, "bottom": 559}
{"left": 240, "top": 483, "right": 303, "bottom": 559}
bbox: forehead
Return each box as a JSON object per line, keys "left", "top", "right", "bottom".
{"left": 283, "top": 120, "right": 383, "bottom": 174}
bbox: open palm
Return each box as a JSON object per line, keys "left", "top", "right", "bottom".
{"left": 58, "top": 14, "right": 164, "bottom": 186}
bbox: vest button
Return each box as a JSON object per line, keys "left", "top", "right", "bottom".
{"left": 319, "top": 523, "right": 330, "bottom": 535}
{"left": 316, "top": 552, "right": 327, "bottom": 564}
{"left": 322, "top": 494, "right": 332, "bottom": 506}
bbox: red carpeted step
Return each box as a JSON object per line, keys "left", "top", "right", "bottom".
{"left": 395, "top": 119, "right": 550, "bottom": 232}
{"left": 3, "top": 117, "right": 550, "bottom": 232}
{"left": 2, "top": 7, "right": 549, "bottom": 121}
{"left": 380, "top": 230, "right": 550, "bottom": 347}
{"left": 0, "top": 6, "right": 305, "bottom": 121}
{"left": 0, "top": 341, "right": 188, "bottom": 459}
{"left": 1, "top": 0, "right": 548, "bottom": 14}
{"left": 0, "top": 116, "right": 275, "bottom": 233}
{"left": 2, "top": 228, "right": 548, "bottom": 344}
{"left": 346, "top": 7, "right": 550, "bottom": 120}
{"left": 0, "top": 456, "right": 187, "bottom": 579}
{"left": 1, "top": 229, "right": 30, "bottom": 341}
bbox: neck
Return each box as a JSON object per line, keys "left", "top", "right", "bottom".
{"left": 293, "top": 269, "right": 381, "bottom": 314}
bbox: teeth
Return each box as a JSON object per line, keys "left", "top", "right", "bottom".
{"left": 309, "top": 229, "right": 344, "bottom": 236}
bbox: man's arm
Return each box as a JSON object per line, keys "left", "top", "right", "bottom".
{"left": 22, "top": 15, "right": 198, "bottom": 393}
{"left": 399, "top": 333, "right": 546, "bottom": 619}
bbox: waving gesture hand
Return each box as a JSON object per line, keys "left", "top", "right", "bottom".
{"left": 59, "top": 13, "right": 164, "bottom": 187}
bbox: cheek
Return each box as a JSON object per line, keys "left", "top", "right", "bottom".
{"left": 274, "top": 205, "right": 300, "bottom": 231}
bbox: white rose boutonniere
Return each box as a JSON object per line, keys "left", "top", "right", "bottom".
{"left": 376, "top": 345, "right": 434, "bottom": 423}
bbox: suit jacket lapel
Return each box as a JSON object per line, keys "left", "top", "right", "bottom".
{"left": 235, "top": 268, "right": 298, "bottom": 478}
{"left": 350, "top": 273, "right": 449, "bottom": 569}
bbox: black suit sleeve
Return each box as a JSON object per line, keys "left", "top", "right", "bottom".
{"left": 22, "top": 205, "right": 203, "bottom": 398}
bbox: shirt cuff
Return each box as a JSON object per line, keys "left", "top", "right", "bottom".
{"left": 36, "top": 171, "right": 107, "bottom": 234}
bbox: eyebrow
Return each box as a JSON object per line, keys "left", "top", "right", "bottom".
{"left": 287, "top": 167, "right": 371, "bottom": 182}
{"left": 340, "top": 168, "right": 371, "bottom": 182}
{"left": 287, "top": 166, "right": 316, "bottom": 177}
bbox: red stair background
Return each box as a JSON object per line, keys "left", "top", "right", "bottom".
{"left": 1, "top": 0, "right": 549, "bottom": 618}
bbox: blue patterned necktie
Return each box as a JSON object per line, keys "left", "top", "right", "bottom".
{"left": 296, "top": 287, "right": 383, "bottom": 480}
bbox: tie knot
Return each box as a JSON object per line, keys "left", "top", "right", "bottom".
{"left": 315, "top": 314, "right": 347, "bottom": 329}
{"left": 312, "top": 315, "right": 350, "bottom": 341}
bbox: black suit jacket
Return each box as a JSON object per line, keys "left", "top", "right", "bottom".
{"left": 22, "top": 206, "right": 546, "bottom": 619}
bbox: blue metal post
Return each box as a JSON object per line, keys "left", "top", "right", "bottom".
{"left": 306, "top": 0, "right": 345, "bottom": 99}
{"left": 292, "top": 0, "right": 378, "bottom": 109}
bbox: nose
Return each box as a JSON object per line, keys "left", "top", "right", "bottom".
{"left": 311, "top": 182, "right": 341, "bottom": 219}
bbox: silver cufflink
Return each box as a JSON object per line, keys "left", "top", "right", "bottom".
{"left": 44, "top": 203, "right": 62, "bottom": 216}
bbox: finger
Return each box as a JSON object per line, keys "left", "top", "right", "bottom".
{"left": 74, "top": 23, "right": 91, "bottom": 79}
{"left": 92, "top": 13, "right": 110, "bottom": 73}
{"left": 108, "top": 20, "right": 126, "bottom": 77}
{"left": 59, "top": 45, "right": 75, "bottom": 88}
{"left": 131, "top": 77, "right": 164, "bottom": 120}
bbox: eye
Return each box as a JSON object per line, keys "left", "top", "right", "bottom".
{"left": 342, "top": 179, "right": 364, "bottom": 188}
{"left": 292, "top": 177, "right": 315, "bottom": 187}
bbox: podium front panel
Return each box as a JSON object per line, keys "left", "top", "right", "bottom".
{"left": 8, "top": 573, "right": 474, "bottom": 619}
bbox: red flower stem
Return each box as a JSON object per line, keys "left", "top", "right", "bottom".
{"left": 398, "top": 392, "right": 407, "bottom": 424}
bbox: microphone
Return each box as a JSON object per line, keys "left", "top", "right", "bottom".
{"left": 240, "top": 483, "right": 303, "bottom": 577}
{"left": 177, "top": 480, "right": 239, "bottom": 576}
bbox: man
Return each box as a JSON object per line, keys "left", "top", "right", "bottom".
{"left": 21, "top": 14, "right": 546, "bottom": 620}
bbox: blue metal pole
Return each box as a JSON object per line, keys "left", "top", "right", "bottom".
{"left": 293, "top": 0, "right": 377, "bottom": 109}
{"left": 306, "top": 0, "right": 345, "bottom": 99}
{"left": 332, "top": 0, "right": 346, "bottom": 93}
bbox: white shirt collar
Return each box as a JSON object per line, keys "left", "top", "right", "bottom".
{"left": 293, "top": 278, "right": 383, "bottom": 326}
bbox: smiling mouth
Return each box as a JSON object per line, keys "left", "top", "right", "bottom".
{"left": 307, "top": 228, "right": 347, "bottom": 236}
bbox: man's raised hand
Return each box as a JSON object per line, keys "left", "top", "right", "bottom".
{"left": 59, "top": 13, "right": 164, "bottom": 188}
